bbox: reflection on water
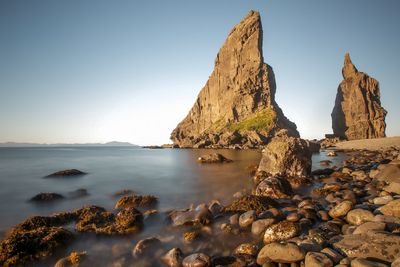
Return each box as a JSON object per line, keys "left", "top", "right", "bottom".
{"left": 0, "top": 147, "right": 346, "bottom": 266}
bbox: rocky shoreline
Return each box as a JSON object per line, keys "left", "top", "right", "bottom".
{"left": 1, "top": 142, "right": 399, "bottom": 266}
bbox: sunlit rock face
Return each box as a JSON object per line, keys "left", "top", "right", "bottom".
{"left": 331, "top": 53, "right": 387, "bottom": 140}
{"left": 171, "top": 11, "right": 298, "bottom": 148}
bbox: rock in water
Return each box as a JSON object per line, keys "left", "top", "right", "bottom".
{"left": 331, "top": 53, "right": 387, "bottom": 140}
{"left": 257, "top": 135, "right": 312, "bottom": 177}
{"left": 170, "top": 11, "right": 298, "bottom": 148}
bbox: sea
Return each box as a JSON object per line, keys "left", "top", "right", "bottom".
{"left": 0, "top": 146, "right": 344, "bottom": 266}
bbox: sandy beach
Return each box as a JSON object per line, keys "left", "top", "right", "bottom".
{"left": 334, "top": 136, "right": 400, "bottom": 150}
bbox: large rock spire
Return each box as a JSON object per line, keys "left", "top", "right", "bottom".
{"left": 331, "top": 53, "right": 387, "bottom": 140}
{"left": 171, "top": 11, "right": 298, "bottom": 148}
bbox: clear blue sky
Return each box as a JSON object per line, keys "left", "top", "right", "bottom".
{"left": 0, "top": 0, "right": 399, "bottom": 145}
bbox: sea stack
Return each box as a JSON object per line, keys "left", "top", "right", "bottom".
{"left": 170, "top": 11, "right": 298, "bottom": 148}
{"left": 331, "top": 53, "right": 387, "bottom": 140}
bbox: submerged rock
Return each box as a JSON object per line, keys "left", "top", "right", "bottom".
{"left": 171, "top": 11, "right": 298, "bottom": 148}
{"left": 45, "top": 169, "right": 86, "bottom": 178}
{"left": 132, "top": 237, "right": 161, "bottom": 257}
{"left": 161, "top": 248, "right": 183, "bottom": 267}
{"left": 115, "top": 194, "right": 157, "bottom": 209}
{"left": 257, "top": 135, "right": 312, "bottom": 177}
{"left": 182, "top": 253, "right": 211, "bottom": 267}
{"left": 67, "top": 188, "right": 89, "bottom": 199}
{"left": 331, "top": 53, "right": 387, "bottom": 140}
{"left": 54, "top": 251, "right": 87, "bottom": 267}
{"left": 30, "top": 192, "right": 64, "bottom": 202}
{"left": 197, "top": 153, "right": 232, "bottom": 163}
{"left": 169, "top": 205, "right": 212, "bottom": 226}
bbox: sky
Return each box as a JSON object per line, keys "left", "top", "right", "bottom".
{"left": 0, "top": 0, "right": 399, "bottom": 145}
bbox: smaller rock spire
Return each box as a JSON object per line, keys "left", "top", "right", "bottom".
{"left": 342, "top": 53, "right": 358, "bottom": 79}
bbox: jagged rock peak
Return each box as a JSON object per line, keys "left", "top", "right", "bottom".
{"left": 342, "top": 53, "right": 358, "bottom": 79}
{"left": 331, "top": 53, "right": 387, "bottom": 140}
{"left": 170, "top": 10, "right": 298, "bottom": 149}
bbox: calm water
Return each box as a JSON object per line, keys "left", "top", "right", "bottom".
{"left": 0, "top": 147, "right": 343, "bottom": 266}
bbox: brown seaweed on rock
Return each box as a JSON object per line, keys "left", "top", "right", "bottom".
{"left": 224, "top": 195, "right": 278, "bottom": 214}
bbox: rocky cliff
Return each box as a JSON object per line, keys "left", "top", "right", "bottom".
{"left": 331, "top": 53, "right": 387, "bottom": 140}
{"left": 170, "top": 11, "right": 298, "bottom": 148}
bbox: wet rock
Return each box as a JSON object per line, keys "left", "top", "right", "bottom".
{"left": 229, "top": 213, "right": 239, "bottom": 225}
{"left": 30, "top": 192, "right": 64, "bottom": 202}
{"left": 320, "top": 160, "right": 332, "bottom": 166}
{"left": 114, "top": 207, "right": 143, "bottom": 233}
{"left": 170, "top": 205, "right": 212, "bottom": 226}
{"left": 233, "top": 243, "right": 259, "bottom": 257}
{"left": 350, "top": 258, "right": 389, "bottom": 267}
{"left": 239, "top": 210, "right": 257, "bottom": 228}
{"left": 224, "top": 195, "right": 277, "bottom": 214}
{"left": 332, "top": 230, "right": 400, "bottom": 262}
{"left": 380, "top": 199, "right": 400, "bottom": 218}
{"left": 67, "top": 189, "right": 89, "bottom": 198}
{"left": 351, "top": 170, "right": 368, "bottom": 181}
{"left": 212, "top": 256, "right": 246, "bottom": 266}
{"left": 132, "top": 237, "right": 161, "bottom": 257}
{"left": 46, "top": 169, "right": 86, "bottom": 177}
{"left": 353, "top": 221, "right": 386, "bottom": 234}
{"left": 346, "top": 209, "right": 374, "bottom": 225}
{"left": 54, "top": 251, "right": 87, "bottom": 267}
{"left": 327, "top": 151, "right": 337, "bottom": 157}
{"left": 328, "top": 200, "right": 353, "bottom": 218}
{"left": 182, "top": 253, "right": 211, "bottom": 267}
{"left": 0, "top": 226, "right": 73, "bottom": 266}
{"left": 257, "top": 242, "right": 305, "bottom": 264}
{"left": 251, "top": 218, "right": 275, "bottom": 236}
{"left": 320, "top": 248, "right": 343, "bottom": 264}
{"left": 287, "top": 213, "right": 300, "bottom": 222}
{"left": 373, "top": 195, "right": 393, "bottom": 205}
{"left": 161, "top": 248, "right": 183, "bottom": 267}
{"left": 263, "top": 221, "right": 300, "bottom": 244}
{"left": 115, "top": 194, "right": 157, "bottom": 209}
{"left": 75, "top": 206, "right": 115, "bottom": 233}
{"left": 197, "top": 153, "right": 232, "bottom": 163}
{"left": 383, "top": 182, "right": 400, "bottom": 194}
{"left": 255, "top": 176, "right": 293, "bottom": 199}
{"left": 305, "top": 252, "right": 333, "bottom": 267}
{"left": 258, "top": 136, "right": 311, "bottom": 177}
{"left": 112, "top": 189, "right": 134, "bottom": 197}
{"left": 183, "top": 231, "right": 200, "bottom": 244}
{"left": 209, "top": 200, "right": 223, "bottom": 216}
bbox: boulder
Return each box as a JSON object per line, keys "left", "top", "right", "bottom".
{"left": 328, "top": 200, "right": 353, "bottom": 218}
{"left": 257, "top": 135, "right": 312, "bottom": 177}
{"left": 305, "top": 252, "right": 333, "bottom": 267}
{"left": 171, "top": 11, "right": 298, "bottom": 148}
{"left": 197, "top": 153, "right": 232, "bottom": 163}
{"left": 263, "top": 221, "right": 300, "bottom": 244}
{"left": 380, "top": 199, "right": 400, "bottom": 218}
{"left": 346, "top": 209, "right": 374, "bottom": 225}
{"left": 255, "top": 176, "right": 293, "bottom": 199}
{"left": 257, "top": 242, "right": 305, "bottom": 264}
{"left": 332, "top": 230, "right": 400, "bottom": 262}
{"left": 331, "top": 53, "right": 387, "bottom": 140}
{"left": 182, "top": 253, "right": 211, "bottom": 267}
{"left": 161, "top": 248, "right": 183, "bottom": 267}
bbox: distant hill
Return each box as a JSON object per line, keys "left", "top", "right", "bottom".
{"left": 0, "top": 141, "right": 139, "bottom": 147}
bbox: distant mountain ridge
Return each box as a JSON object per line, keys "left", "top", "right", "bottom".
{"left": 0, "top": 141, "right": 138, "bottom": 147}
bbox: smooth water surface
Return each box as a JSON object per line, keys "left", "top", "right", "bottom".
{"left": 0, "top": 147, "right": 344, "bottom": 266}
